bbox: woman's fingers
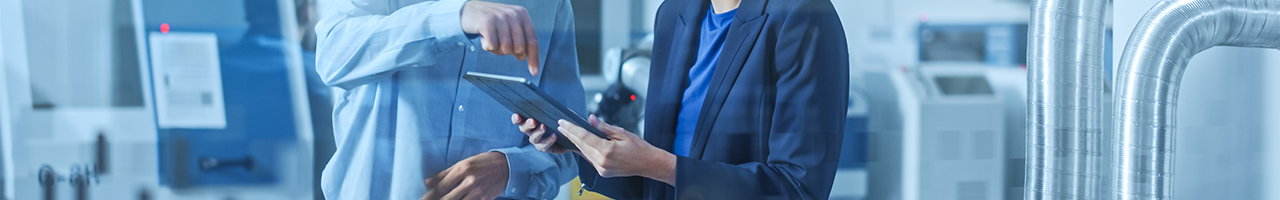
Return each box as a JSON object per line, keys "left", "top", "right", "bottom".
{"left": 557, "top": 120, "right": 593, "bottom": 146}
{"left": 588, "top": 114, "right": 628, "bottom": 140}
{"left": 589, "top": 115, "right": 609, "bottom": 130}
{"left": 557, "top": 120, "right": 602, "bottom": 158}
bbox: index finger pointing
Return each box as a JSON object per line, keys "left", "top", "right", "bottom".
{"left": 522, "top": 13, "right": 540, "bottom": 75}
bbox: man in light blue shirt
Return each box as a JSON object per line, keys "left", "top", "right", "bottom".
{"left": 314, "top": 0, "right": 582, "bottom": 199}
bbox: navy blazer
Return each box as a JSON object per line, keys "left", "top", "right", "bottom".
{"left": 577, "top": 0, "right": 849, "bottom": 199}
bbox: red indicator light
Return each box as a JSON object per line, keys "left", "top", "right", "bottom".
{"left": 630, "top": 95, "right": 636, "bottom": 101}
{"left": 160, "top": 23, "right": 170, "bottom": 33}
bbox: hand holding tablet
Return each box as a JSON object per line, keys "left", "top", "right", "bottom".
{"left": 464, "top": 71, "right": 610, "bottom": 151}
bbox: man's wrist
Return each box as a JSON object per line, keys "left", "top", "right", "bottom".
{"left": 488, "top": 147, "right": 538, "bottom": 198}
{"left": 480, "top": 151, "right": 511, "bottom": 189}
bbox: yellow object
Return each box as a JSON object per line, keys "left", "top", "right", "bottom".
{"left": 569, "top": 176, "right": 612, "bottom": 200}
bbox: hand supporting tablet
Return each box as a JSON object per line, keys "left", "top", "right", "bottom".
{"left": 463, "top": 71, "right": 611, "bottom": 151}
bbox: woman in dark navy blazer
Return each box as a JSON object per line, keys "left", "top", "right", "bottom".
{"left": 513, "top": 0, "right": 848, "bottom": 199}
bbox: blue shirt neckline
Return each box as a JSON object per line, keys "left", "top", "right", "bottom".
{"left": 674, "top": 8, "right": 736, "bottom": 157}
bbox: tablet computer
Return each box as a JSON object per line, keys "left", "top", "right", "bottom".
{"left": 463, "top": 71, "right": 610, "bottom": 151}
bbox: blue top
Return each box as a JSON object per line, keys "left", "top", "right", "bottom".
{"left": 314, "top": 0, "right": 582, "bottom": 199}
{"left": 675, "top": 8, "right": 736, "bottom": 157}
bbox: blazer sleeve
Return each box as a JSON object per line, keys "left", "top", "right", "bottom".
{"left": 574, "top": 1, "right": 680, "bottom": 199}
{"left": 673, "top": 1, "right": 850, "bottom": 199}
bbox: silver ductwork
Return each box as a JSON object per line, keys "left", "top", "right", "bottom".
{"left": 1114, "top": 0, "right": 1280, "bottom": 199}
{"left": 1026, "top": 0, "right": 1109, "bottom": 199}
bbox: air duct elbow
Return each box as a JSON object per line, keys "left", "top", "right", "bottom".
{"left": 1114, "top": 0, "right": 1280, "bottom": 199}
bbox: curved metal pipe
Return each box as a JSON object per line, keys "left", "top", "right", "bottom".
{"left": 1026, "top": 0, "right": 1109, "bottom": 199}
{"left": 1114, "top": 0, "right": 1280, "bottom": 199}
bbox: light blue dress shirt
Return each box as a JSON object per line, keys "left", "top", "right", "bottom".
{"left": 314, "top": 0, "right": 582, "bottom": 199}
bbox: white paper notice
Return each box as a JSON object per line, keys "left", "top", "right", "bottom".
{"left": 149, "top": 32, "right": 226, "bottom": 129}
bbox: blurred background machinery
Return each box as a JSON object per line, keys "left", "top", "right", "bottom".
{"left": 5, "top": 0, "right": 1280, "bottom": 200}
{"left": 864, "top": 64, "right": 1009, "bottom": 200}
{"left": 1, "top": 0, "right": 317, "bottom": 199}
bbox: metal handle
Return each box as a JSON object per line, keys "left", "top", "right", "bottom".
{"left": 70, "top": 170, "right": 87, "bottom": 200}
{"left": 199, "top": 156, "right": 255, "bottom": 171}
{"left": 95, "top": 132, "right": 109, "bottom": 175}
{"left": 38, "top": 165, "right": 56, "bottom": 200}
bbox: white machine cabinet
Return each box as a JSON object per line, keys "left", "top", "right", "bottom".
{"left": 867, "top": 65, "right": 1005, "bottom": 200}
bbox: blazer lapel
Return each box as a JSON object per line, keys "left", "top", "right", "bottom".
{"left": 649, "top": 2, "right": 706, "bottom": 152}
{"left": 688, "top": 0, "right": 770, "bottom": 159}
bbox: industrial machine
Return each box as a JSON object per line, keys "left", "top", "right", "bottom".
{"left": 595, "top": 45, "right": 652, "bottom": 135}
{"left": 917, "top": 23, "right": 1115, "bottom": 79}
{"left": 1, "top": 0, "right": 314, "bottom": 199}
{"left": 138, "top": 0, "right": 312, "bottom": 189}
{"left": 866, "top": 64, "right": 1006, "bottom": 200}
{"left": 918, "top": 23, "right": 1028, "bottom": 67}
{"left": 983, "top": 66, "right": 1028, "bottom": 200}
{"left": 136, "top": 0, "right": 314, "bottom": 196}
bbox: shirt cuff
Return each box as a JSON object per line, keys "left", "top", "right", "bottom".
{"left": 491, "top": 147, "right": 555, "bottom": 199}
{"left": 422, "top": 0, "right": 470, "bottom": 46}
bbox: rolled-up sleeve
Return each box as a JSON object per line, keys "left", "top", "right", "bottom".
{"left": 314, "top": 0, "right": 469, "bottom": 89}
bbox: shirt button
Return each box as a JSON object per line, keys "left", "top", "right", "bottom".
{"left": 456, "top": 42, "right": 465, "bottom": 46}
{"left": 411, "top": 64, "right": 419, "bottom": 67}
{"left": 510, "top": 188, "right": 517, "bottom": 193}
{"left": 470, "top": 46, "right": 476, "bottom": 52}
{"left": 457, "top": 105, "right": 465, "bottom": 112}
